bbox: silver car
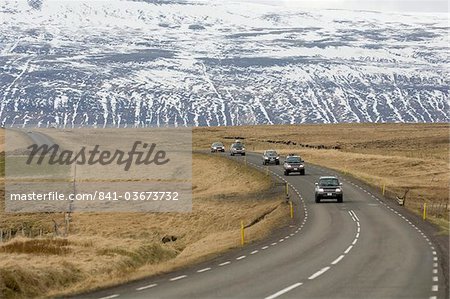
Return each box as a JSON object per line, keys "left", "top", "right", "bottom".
{"left": 230, "top": 143, "right": 246, "bottom": 156}
{"left": 263, "top": 150, "right": 280, "bottom": 165}
{"left": 315, "top": 176, "right": 343, "bottom": 203}
{"left": 211, "top": 142, "right": 225, "bottom": 152}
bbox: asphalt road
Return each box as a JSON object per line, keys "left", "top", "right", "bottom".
{"left": 24, "top": 130, "right": 56, "bottom": 146}
{"left": 14, "top": 129, "right": 446, "bottom": 299}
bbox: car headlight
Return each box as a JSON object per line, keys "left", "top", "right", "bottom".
{"left": 264, "top": 157, "right": 269, "bottom": 160}
{"left": 242, "top": 148, "right": 245, "bottom": 150}
{"left": 276, "top": 156, "right": 279, "bottom": 159}
{"left": 300, "top": 164, "right": 304, "bottom": 168}
{"left": 318, "top": 188, "right": 324, "bottom": 192}
{"left": 336, "top": 188, "right": 342, "bottom": 192}
{"left": 287, "top": 165, "right": 292, "bottom": 168}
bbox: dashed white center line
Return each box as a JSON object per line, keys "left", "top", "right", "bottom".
{"left": 197, "top": 268, "right": 211, "bottom": 273}
{"left": 219, "top": 261, "right": 231, "bottom": 266}
{"left": 251, "top": 250, "right": 259, "bottom": 255}
{"left": 432, "top": 285, "right": 439, "bottom": 292}
{"left": 169, "top": 275, "right": 187, "bottom": 281}
{"left": 433, "top": 269, "right": 438, "bottom": 274}
{"left": 271, "top": 242, "right": 278, "bottom": 246}
{"left": 236, "top": 255, "right": 246, "bottom": 260}
{"left": 264, "top": 282, "right": 303, "bottom": 299}
{"left": 433, "top": 276, "right": 438, "bottom": 282}
{"left": 136, "top": 284, "right": 157, "bottom": 291}
{"left": 262, "top": 246, "right": 269, "bottom": 250}
{"left": 352, "top": 238, "right": 358, "bottom": 245}
{"left": 98, "top": 295, "right": 119, "bottom": 299}
{"left": 309, "top": 267, "right": 331, "bottom": 280}
{"left": 331, "top": 255, "right": 345, "bottom": 265}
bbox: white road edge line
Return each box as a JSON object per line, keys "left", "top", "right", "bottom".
{"left": 236, "top": 255, "right": 246, "bottom": 260}
{"left": 331, "top": 255, "right": 345, "bottom": 265}
{"left": 98, "top": 295, "right": 119, "bottom": 299}
{"left": 308, "top": 267, "right": 331, "bottom": 280}
{"left": 136, "top": 284, "right": 157, "bottom": 291}
{"left": 264, "top": 282, "right": 303, "bottom": 299}
{"left": 251, "top": 250, "right": 259, "bottom": 254}
{"left": 344, "top": 245, "right": 353, "bottom": 254}
{"left": 219, "top": 261, "right": 231, "bottom": 266}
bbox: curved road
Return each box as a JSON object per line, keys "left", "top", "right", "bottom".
{"left": 65, "top": 151, "right": 445, "bottom": 299}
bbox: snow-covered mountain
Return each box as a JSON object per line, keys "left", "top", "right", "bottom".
{"left": 0, "top": 0, "right": 448, "bottom": 126}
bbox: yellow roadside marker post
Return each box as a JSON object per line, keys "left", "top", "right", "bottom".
{"left": 266, "top": 166, "right": 269, "bottom": 176}
{"left": 290, "top": 201, "right": 294, "bottom": 219}
{"left": 241, "top": 220, "right": 245, "bottom": 245}
{"left": 423, "top": 203, "right": 427, "bottom": 221}
{"left": 285, "top": 182, "right": 289, "bottom": 195}
{"left": 382, "top": 184, "right": 386, "bottom": 196}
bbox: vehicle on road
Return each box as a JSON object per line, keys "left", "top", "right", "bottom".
{"left": 230, "top": 142, "right": 246, "bottom": 156}
{"left": 262, "top": 150, "right": 280, "bottom": 165}
{"left": 315, "top": 176, "right": 343, "bottom": 203}
{"left": 211, "top": 142, "right": 225, "bottom": 152}
{"left": 283, "top": 155, "right": 305, "bottom": 175}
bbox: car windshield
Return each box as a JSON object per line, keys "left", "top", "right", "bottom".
{"left": 286, "top": 156, "right": 301, "bottom": 163}
{"left": 213, "top": 142, "right": 223, "bottom": 146}
{"left": 266, "top": 151, "right": 277, "bottom": 156}
{"left": 233, "top": 144, "right": 244, "bottom": 149}
{"left": 319, "top": 178, "right": 339, "bottom": 187}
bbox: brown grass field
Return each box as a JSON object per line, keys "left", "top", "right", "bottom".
{"left": 0, "top": 147, "right": 287, "bottom": 298}
{"left": 193, "top": 123, "right": 450, "bottom": 230}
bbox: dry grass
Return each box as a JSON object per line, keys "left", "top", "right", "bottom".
{"left": 0, "top": 150, "right": 286, "bottom": 298}
{"left": 0, "top": 238, "right": 71, "bottom": 255}
{"left": 193, "top": 123, "right": 450, "bottom": 230}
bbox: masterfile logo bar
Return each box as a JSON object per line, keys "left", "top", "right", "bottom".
{"left": 26, "top": 141, "right": 170, "bottom": 171}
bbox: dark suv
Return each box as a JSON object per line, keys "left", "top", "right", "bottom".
{"left": 315, "top": 176, "right": 343, "bottom": 203}
{"left": 283, "top": 155, "right": 305, "bottom": 175}
{"left": 263, "top": 150, "right": 280, "bottom": 165}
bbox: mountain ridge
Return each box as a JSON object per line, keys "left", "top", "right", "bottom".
{"left": 0, "top": 0, "right": 448, "bottom": 127}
